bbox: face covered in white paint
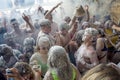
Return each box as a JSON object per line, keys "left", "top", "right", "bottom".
{"left": 59, "top": 22, "right": 70, "bottom": 35}
{"left": 37, "top": 37, "right": 51, "bottom": 54}
{"left": 82, "top": 28, "right": 98, "bottom": 43}
{"left": 10, "top": 19, "right": 19, "bottom": 30}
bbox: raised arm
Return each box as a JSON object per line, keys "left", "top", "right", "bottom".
{"left": 84, "top": 5, "right": 90, "bottom": 22}
{"left": 96, "top": 38, "right": 104, "bottom": 55}
{"left": 22, "top": 13, "right": 35, "bottom": 32}
{"left": 45, "top": 2, "right": 62, "bottom": 19}
{"left": 112, "top": 24, "right": 120, "bottom": 32}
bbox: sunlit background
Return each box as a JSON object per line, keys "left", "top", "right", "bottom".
{"left": 0, "top": 0, "right": 112, "bottom": 25}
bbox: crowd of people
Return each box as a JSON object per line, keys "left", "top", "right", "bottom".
{"left": 0, "top": 1, "right": 120, "bottom": 80}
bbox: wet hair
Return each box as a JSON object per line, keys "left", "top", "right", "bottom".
{"left": 82, "top": 64, "right": 120, "bottom": 80}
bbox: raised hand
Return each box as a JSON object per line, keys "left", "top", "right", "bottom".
{"left": 22, "top": 13, "right": 30, "bottom": 23}
{"left": 55, "top": 2, "right": 63, "bottom": 8}
{"left": 84, "top": 5, "right": 89, "bottom": 11}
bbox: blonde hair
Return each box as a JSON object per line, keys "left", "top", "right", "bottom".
{"left": 82, "top": 64, "right": 120, "bottom": 80}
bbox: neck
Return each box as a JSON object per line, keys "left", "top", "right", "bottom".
{"left": 14, "top": 28, "right": 21, "bottom": 34}
{"left": 61, "top": 32, "right": 67, "bottom": 36}
{"left": 84, "top": 41, "right": 92, "bottom": 47}
{"left": 42, "top": 30, "right": 49, "bottom": 34}
{"left": 39, "top": 52, "right": 48, "bottom": 64}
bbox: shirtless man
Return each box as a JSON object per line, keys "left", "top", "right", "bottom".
{"left": 76, "top": 28, "right": 99, "bottom": 73}
{"left": 9, "top": 14, "right": 34, "bottom": 46}
{"left": 45, "top": 2, "right": 62, "bottom": 37}
{"left": 55, "top": 22, "right": 70, "bottom": 47}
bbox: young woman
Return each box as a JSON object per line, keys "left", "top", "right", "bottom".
{"left": 30, "top": 36, "right": 51, "bottom": 78}
{"left": 76, "top": 28, "right": 99, "bottom": 73}
{"left": 43, "top": 46, "right": 81, "bottom": 80}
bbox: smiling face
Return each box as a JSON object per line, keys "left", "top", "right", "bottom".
{"left": 39, "top": 41, "right": 50, "bottom": 54}
{"left": 83, "top": 33, "right": 98, "bottom": 46}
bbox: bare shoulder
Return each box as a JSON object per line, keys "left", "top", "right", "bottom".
{"left": 97, "top": 38, "right": 103, "bottom": 43}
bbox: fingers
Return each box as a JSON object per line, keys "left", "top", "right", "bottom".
{"left": 23, "top": 13, "right": 26, "bottom": 16}
{"left": 59, "top": 1, "right": 63, "bottom": 5}
{"left": 57, "top": 1, "right": 63, "bottom": 6}
{"left": 22, "top": 13, "right": 26, "bottom": 18}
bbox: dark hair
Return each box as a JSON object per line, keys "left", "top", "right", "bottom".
{"left": 98, "top": 29, "right": 105, "bottom": 37}
{"left": 44, "top": 10, "right": 49, "bottom": 15}
{"left": 0, "top": 71, "right": 7, "bottom": 80}
{"left": 10, "top": 18, "right": 17, "bottom": 23}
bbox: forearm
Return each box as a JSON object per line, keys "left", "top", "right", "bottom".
{"left": 85, "top": 10, "right": 90, "bottom": 22}
{"left": 112, "top": 25, "right": 120, "bottom": 31}
{"left": 45, "top": 2, "right": 62, "bottom": 18}
{"left": 27, "top": 22, "right": 35, "bottom": 32}
{"left": 69, "top": 16, "right": 76, "bottom": 27}
{"left": 34, "top": 72, "right": 42, "bottom": 80}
